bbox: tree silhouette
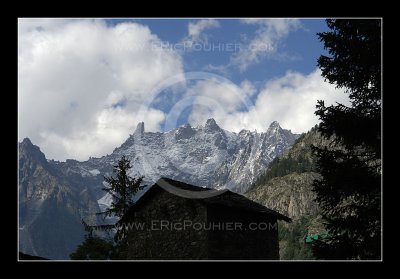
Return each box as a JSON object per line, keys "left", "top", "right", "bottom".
{"left": 71, "top": 156, "right": 146, "bottom": 259}
{"left": 99, "top": 156, "right": 145, "bottom": 219}
{"left": 97, "top": 155, "right": 146, "bottom": 242}
{"left": 312, "top": 19, "right": 381, "bottom": 259}
{"left": 69, "top": 220, "right": 114, "bottom": 260}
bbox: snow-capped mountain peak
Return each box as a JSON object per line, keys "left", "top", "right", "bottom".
{"left": 19, "top": 120, "right": 299, "bottom": 259}
{"left": 54, "top": 119, "right": 299, "bottom": 195}
{"left": 204, "top": 118, "right": 221, "bottom": 133}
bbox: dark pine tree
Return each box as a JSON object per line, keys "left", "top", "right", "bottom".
{"left": 69, "top": 220, "right": 114, "bottom": 260}
{"left": 70, "top": 156, "right": 146, "bottom": 259}
{"left": 97, "top": 155, "right": 146, "bottom": 242}
{"left": 312, "top": 19, "right": 381, "bottom": 260}
{"left": 99, "top": 156, "right": 145, "bottom": 219}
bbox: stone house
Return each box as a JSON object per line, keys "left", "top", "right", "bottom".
{"left": 123, "top": 178, "right": 291, "bottom": 260}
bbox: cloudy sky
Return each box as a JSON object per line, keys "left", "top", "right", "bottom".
{"left": 18, "top": 18, "right": 349, "bottom": 161}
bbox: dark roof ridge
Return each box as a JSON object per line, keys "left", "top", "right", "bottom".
{"left": 131, "top": 178, "right": 291, "bottom": 223}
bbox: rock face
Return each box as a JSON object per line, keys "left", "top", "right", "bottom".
{"left": 47, "top": 119, "right": 298, "bottom": 198}
{"left": 246, "top": 172, "right": 320, "bottom": 219}
{"left": 18, "top": 119, "right": 299, "bottom": 259}
{"left": 245, "top": 128, "right": 328, "bottom": 220}
{"left": 245, "top": 128, "right": 329, "bottom": 259}
{"left": 19, "top": 139, "right": 100, "bottom": 259}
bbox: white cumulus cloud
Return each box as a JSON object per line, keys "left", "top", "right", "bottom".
{"left": 188, "top": 19, "right": 220, "bottom": 42}
{"left": 187, "top": 69, "right": 350, "bottom": 133}
{"left": 18, "top": 19, "right": 184, "bottom": 161}
{"left": 180, "top": 19, "right": 220, "bottom": 51}
{"left": 231, "top": 18, "right": 301, "bottom": 72}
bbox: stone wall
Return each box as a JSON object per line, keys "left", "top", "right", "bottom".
{"left": 126, "top": 190, "right": 280, "bottom": 260}
{"left": 126, "top": 190, "right": 208, "bottom": 260}
{"left": 207, "top": 205, "right": 279, "bottom": 260}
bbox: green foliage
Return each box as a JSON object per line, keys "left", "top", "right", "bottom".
{"left": 94, "top": 155, "right": 146, "bottom": 242}
{"left": 279, "top": 216, "right": 316, "bottom": 260}
{"left": 99, "top": 155, "right": 146, "bottom": 219}
{"left": 72, "top": 156, "right": 146, "bottom": 259}
{"left": 293, "top": 133, "right": 306, "bottom": 145}
{"left": 312, "top": 19, "right": 381, "bottom": 260}
{"left": 253, "top": 154, "right": 315, "bottom": 189}
{"left": 69, "top": 235, "right": 114, "bottom": 260}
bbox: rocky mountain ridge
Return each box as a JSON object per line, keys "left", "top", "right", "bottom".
{"left": 19, "top": 119, "right": 299, "bottom": 259}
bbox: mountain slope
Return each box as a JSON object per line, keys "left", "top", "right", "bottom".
{"left": 57, "top": 119, "right": 299, "bottom": 197}
{"left": 248, "top": 172, "right": 320, "bottom": 219}
{"left": 19, "top": 119, "right": 298, "bottom": 259}
{"left": 245, "top": 128, "right": 330, "bottom": 259}
{"left": 19, "top": 138, "right": 100, "bottom": 259}
{"left": 246, "top": 127, "right": 329, "bottom": 218}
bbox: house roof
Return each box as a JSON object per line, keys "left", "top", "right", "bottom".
{"left": 203, "top": 191, "right": 292, "bottom": 222}
{"left": 130, "top": 177, "right": 291, "bottom": 223}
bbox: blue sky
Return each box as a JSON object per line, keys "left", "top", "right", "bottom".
{"left": 106, "top": 18, "right": 333, "bottom": 129}
{"left": 18, "top": 18, "right": 349, "bottom": 160}
{"left": 106, "top": 18, "right": 329, "bottom": 80}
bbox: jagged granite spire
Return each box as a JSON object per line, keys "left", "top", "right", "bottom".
{"left": 21, "top": 137, "right": 33, "bottom": 145}
{"left": 134, "top": 122, "right": 145, "bottom": 135}
{"left": 19, "top": 138, "right": 47, "bottom": 165}
{"left": 268, "top": 121, "right": 281, "bottom": 130}
{"left": 204, "top": 118, "right": 221, "bottom": 133}
{"left": 19, "top": 120, "right": 300, "bottom": 259}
